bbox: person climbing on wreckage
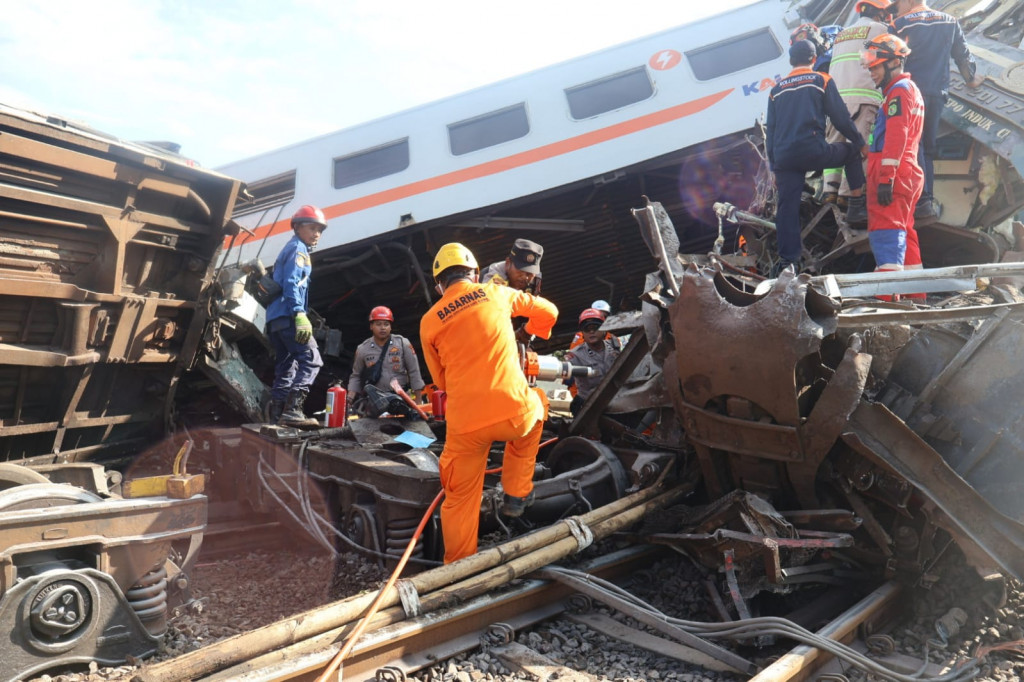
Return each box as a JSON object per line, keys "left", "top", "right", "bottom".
{"left": 887, "top": 0, "right": 984, "bottom": 226}
{"left": 265, "top": 205, "right": 327, "bottom": 428}
{"left": 419, "top": 242, "right": 557, "bottom": 563}
{"left": 822, "top": 0, "right": 891, "bottom": 208}
{"left": 862, "top": 35, "right": 927, "bottom": 301}
{"left": 766, "top": 39, "right": 869, "bottom": 276}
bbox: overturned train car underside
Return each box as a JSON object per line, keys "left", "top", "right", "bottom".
{"left": 0, "top": 104, "right": 234, "bottom": 679}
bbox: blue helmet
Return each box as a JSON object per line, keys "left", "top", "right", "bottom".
{"left": 820, "top": 24, "right": 843, "bottom": 48}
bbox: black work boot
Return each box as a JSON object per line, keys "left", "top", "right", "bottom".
{"left": 914, "top": 197, "right": 941, "bottom": 226}
{"left": 845, "top": 195, "right": 868, "bottom": 227}
{"left": 501, "top": 490, "right": 536, "bottom": 518}
{"left": 278, "top": 389, "right": 320, "bottom": 429}
{"left": 267, "top": 398, "right": 286, "bottom": 424}
{"left": 770, "top": 259, "right": 800, "bottom": 278}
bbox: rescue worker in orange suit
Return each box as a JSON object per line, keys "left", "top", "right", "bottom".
{"left": 766, "top": 40, "right": 868, "bottom": 275}
{"left": 889, "top": 0, "right": 984, "bottom": 225}
{"left": 862, "top": 35, "right": 927, "bottom": 299}
{"left": 564, "top": 309, "right": 621, "bottom": 416}
{"left": 420, "top": 243, "right": 558, "bottom": 564}
{"left": 266, "top": 205, "right": 327, "bottom": 428}
{"left": 480, "top": 239, "right": 543, "bottom": 294}
{"left": 348, "top": 306, "right": 425, "bottom": 406}
{"left": 822, "top": 0, "right": 891, "bottom": 205}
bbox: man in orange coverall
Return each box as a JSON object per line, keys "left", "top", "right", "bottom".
{"left": 420, "top": 242, "right": 558, "bottom": 563}
{"left": 862, "top": 35, "right": 926, "bottom": 300}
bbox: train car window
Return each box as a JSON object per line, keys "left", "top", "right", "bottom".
{"left": 448, "top": 103, "right": 530, "bottom": 156}
{"left": 232, "top": 170, "right": 296, "bottom": 218}
{"left": 685, "top": 27, "right": 783, "bottom": 81}
{"left": 333, "top": 139, "right": 410, "bottom": 190}
{"left": 565, "top": 67, "right": 654, "bottom": 120}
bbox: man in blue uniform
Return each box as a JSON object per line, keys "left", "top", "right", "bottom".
{"left": 766, "top": 40, "right": 868, "bottom": 274}
{"left": 266, "top": 205, "right": 327, "bottom": 428}
{"left": 889, "top": 0, "right": 984, "bottom": 224}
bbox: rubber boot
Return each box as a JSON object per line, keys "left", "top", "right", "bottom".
{"left": 267, "top": 398, "right": 286, "bottom": 424}
{"left": 278, "top": 389, "right": 320, "bottom": 429}
{"left": 845, "top": 195, "right": 867, "bottom": 227}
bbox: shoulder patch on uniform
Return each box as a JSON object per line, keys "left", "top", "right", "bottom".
{"left": 295, "top": 252, "right": 309, "bottom": 267}
{"left": 887, "top": 98, "right": 902, "bottom": 118}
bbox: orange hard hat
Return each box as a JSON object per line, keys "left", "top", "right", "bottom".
{"left": 291, "top": 205, "right": 327, "bottom": 228}
{"left": 369, "top": 306, "right": 394, "bottom": 322}
{"left": 790, "top": 23, "right": 822, "bottom": 46}
{"left": 861, "top": 34, "right": 910, "bottom": 69}
{"left": 579, "top": 308, "right": 604, "bottom": 326}
{"left": 855, "top": 0, "right": 889, "bottom": 12}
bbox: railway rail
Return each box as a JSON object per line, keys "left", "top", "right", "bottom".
{"left": 125, "top": 482, "right": 993, "bottom": 682}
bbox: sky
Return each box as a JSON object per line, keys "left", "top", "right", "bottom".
{"left": 1, "top": 0, "right": 760, "bottom": 170}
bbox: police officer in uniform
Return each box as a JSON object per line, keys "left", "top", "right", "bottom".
{"left": 480, "top": 239, "right": 543, "bottom": 293}
{"left": 564, "top": 308, "right": 621, "bottom": 416}
{"left": 348, "top": 306, "right": 425, "bottom": 407}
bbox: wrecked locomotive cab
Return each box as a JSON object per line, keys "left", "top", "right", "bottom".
{"left": 627, "top": 198, "right": 1024, "bottom": 608}
{"left": 0, "top": 462, "right": 205, "bottom": 682}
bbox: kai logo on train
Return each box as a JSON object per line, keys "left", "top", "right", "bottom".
{"left": 649, "top": 50, "right": 682, "bottom": 71}
{"left": 743, "top": 75, "right": 783, "bottom": 96}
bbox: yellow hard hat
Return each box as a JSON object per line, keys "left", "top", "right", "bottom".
{"left": 432, "top": 242, "right": 479, "bottom": 279}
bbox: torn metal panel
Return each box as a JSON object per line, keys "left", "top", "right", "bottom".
{"left": 671, "top": 267, "right": 838, "bottom": 428}
{"left": 875, "top": 306, "right": 1024, "bottom": 532}
{"left": 843, "top": 401, "right": 1024, "bottom": 581}
{"left": 634, "top": 491, "right": 855, "bottom": 600}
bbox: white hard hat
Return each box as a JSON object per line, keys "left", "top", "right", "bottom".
{"left": 591, "top": 300, "right": 611, "bottom": 314}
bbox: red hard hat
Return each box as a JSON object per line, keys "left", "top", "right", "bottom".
{"left": 291, "top": 205, "right": 327, "bottom": 228}
{"left": 579, "top": 308, "right": 604, "bottom": 326}
{"left": 369, "top": 306, "right": 394, "bottom": 322}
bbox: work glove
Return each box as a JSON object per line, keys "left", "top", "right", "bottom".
{"left": 294, "top": 312, "right": 313, "bottom": 344}
{"left": 877, "top": 182, "right": 894, "bottom": 207}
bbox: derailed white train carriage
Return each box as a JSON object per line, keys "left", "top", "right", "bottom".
{"left": 218, "top": 0, "right": 795, "bottom": 265}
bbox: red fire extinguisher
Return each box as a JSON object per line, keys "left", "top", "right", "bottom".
{"left": 430, "top": 390, "right": 447, "bottom": 420}
{"left": 325, "top": 386, "right": 347, "bottom": 427}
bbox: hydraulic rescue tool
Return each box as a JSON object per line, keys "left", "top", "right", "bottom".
{"left": 519, "top": 344, "right": 594, "bottom": 386}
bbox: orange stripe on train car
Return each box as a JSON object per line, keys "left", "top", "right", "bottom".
{"left": 226, "top": 88, "right": 734, "bottom": 251}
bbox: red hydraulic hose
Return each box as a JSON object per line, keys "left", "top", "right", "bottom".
{"left": 390, "top": 378, "right": 432, "bottom": 422}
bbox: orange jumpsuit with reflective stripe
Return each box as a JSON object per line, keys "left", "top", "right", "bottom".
{"left": 420, "top": 279, "right": 557, "bottom": 563}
